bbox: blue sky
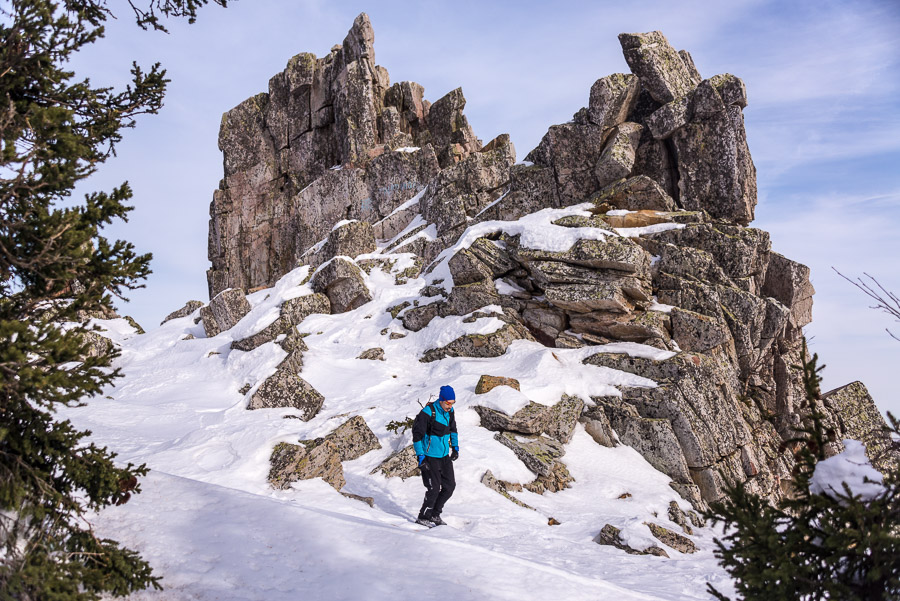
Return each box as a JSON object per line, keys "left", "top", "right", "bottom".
{"left": 69, "top": 0, "right": 900, "bottom": 415}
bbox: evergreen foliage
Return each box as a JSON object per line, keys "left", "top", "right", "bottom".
{"left": 706, "top": 344, "right": 900, "bottom": 601}
{"left": 385, "top": 416, "right": 415, "bottom": 435}
{"left": 0, "top": 0, "right": 226, "bottom": 597}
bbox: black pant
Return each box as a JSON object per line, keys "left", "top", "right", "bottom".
{"left": 419, "top": 455, "right": 455, "bottom": 516}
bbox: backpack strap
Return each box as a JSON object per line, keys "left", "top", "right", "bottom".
{"left": 425, "top": 402, "right": 439, "bottom": 437}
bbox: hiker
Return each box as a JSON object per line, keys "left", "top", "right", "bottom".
{"left": 412, "top": 385, "right": 459, "bottom": 526}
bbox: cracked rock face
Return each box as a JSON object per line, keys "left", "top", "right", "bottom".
{"left": 207, "top": 17, "right": 891, "bottom": 510}
{"left": 207, "top": 13, "right": 490, "bottom": 297}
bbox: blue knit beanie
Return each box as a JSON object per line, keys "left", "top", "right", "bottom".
{"left": 439, "top": 385, "right": 455, "bottom": 401}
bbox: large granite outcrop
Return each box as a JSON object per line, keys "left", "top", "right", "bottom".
{"left": 207, "top": 19, "right": 891, "bottom": 511}
{"left": 207, "top": 13, "right": 484, "bottom": 296}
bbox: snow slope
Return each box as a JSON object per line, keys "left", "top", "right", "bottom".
{"left": 61, "top": 207, "right": 737, "bottom": 600}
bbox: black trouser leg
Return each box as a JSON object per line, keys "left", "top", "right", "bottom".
{"left": 432, "top": 456, "right": 455, "bottom": 515}
{"left": 419, "top": 456, "right": 456, "bottom": 517}
{"left": 418, "top": 457, "right": 442, "bottom": 517}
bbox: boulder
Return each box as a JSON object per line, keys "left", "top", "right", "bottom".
{"left": 357, "top": 347, "right": 385, "bottom": 361}
{"left": 593, "top": 524, "right": 669, "bottom": 557}
{"left": 526, "top": 261, "right": 651, "bottom": 303}
{"left": 592, "top": 398, "right": 692, "bottom": 484}
{"left": 248, "top": 352, "right": 324, "bottom": 420}
{"left": 444, "top": 280, "right": 502, "bottom": 317}
{"left": 512, "top": 236, "right": 651, "bottom": 275}
{"left": 543, "top": 395, "right": 585, "bottom": 444}
{"left": 420, "top": 315, "right": 534, "bottom": 363}
{"left": 521, "top": 306, "right": 569, "bottom": 345}
{"left": 448, "top": 249, "right": 493, "bottom": 285}
{"left": 371, "top": 444, "right": 420, "bottom": 479}
{"left": 401, "top": 302, "right": 441, "bottom": 332}
{"left": 569, "top": 310, "right": 670, "bottom": 345}
{"left": 322, "top": 221, "right": 376, "bottom": 264}
{"left": 631, "top": 129, "right": 678, "bottom": 199}
{"left": 646, "top": 224, "right": 771, "bottom": 289}
{"left": 524, "top": 461, "right": 574, "bottom": 494}
{"left": 474, "top": 402, "right": 550, "bottom": 435}
{"left": 80, "top": 330, "right": 114, "bottom": 359}
{"left": 161, "top": 300, "right": 204, "bottom": 325}
{"left": 486, "top": 163, "right": 560, "bottom": 222}
{"left": 645, "top": 96, "right": 691, "bottom": 140}
{"left": 525, "top": 123, "right": 606, "bottom": 205}
{"left": 761, "top": 252, "right": 815, "bottom": 328}
{"left": 494, "top": 432, "right": 565, "bottom": 477}
{"left": 467, "top": 238, "right": 517, "bottom": 277}
{"left": 543, "top": 282, "right": 633, "bottom": 314}
{"left": 319, "top": 415, "right": 382, "bottom": 461}
{"left": 583, "top": 352, "right": 752, "bottom": 477}
{"left": 654, "top": 273, "right": 725, "bottom": 321}
{"left": 551, "top": 214, "right": 616, "bottom": 230}
{"left": 592, "top": 175, "right": 677, "bottom": 212}
{"left": 282, "top": 293, "right": 332, "bottom": 324}
{"left": 232, "top": 293, "right": 329, "bottom": 351}
{"left": 426, "top": 87, "right": 481, "bottom": 168}
{"left": 310, "top": 258, "right": 372, "bottom": 314}
{"left": 481, "top": 470, "right": 535, "bottom": 510}
{"left": 645, "top": 522, "right": 698, "bottom": 554}
{"left": 823, "top": 381, "right": 894, "bottom": 470}
{"left": 474, "top": 375, "right": 521, "bottom": 394}
{"left": 618, "top": 31, "right": 697, "bottom": 104}
{"left": 654, "top": 243, "right": 731, "bottom": 287}
{"left": 670, "top": 77, "right": 757, "bottom": 225}
{"left": 667, "top": 501, "right": 705, "bottom": 535}
{"left": 580, "top": 407, "right": 617, "bottom": 447}
{"left": 594, "top": 122, "right": 643, "bottom": 188}
{"left": 268, "top": 440, "right": 345, "bottom": 491}
{"left": 200, "top": 288, "right": 252, "bottom": 337}
{"left": 588, "top": 73, "right": 641, "bottom": 133}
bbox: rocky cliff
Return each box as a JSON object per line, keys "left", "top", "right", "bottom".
{"left": 203, "top": 14, "right": 891, "bottom": 510}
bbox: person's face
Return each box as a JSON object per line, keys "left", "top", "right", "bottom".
{"left": 440, "top": 398, "right": 455, "bottom": 411}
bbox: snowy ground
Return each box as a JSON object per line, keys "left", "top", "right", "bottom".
{"left": 60, "top": 207, "right": 738, "bottom": 600}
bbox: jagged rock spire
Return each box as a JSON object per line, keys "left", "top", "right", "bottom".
{"left": 208, "top": 13, "right": 488, "bottom": 297}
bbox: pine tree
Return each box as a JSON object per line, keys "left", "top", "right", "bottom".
{"left": 0, "top": 1, "right": 226, "bottom": 598}
{"left": 706, "top": 344, "right": 900, "bottom": 600}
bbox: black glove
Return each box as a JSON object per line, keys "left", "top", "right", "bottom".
{"left": 450, "top": 447, "right": 459, "bottom": 462}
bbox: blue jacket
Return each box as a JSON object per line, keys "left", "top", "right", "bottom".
{"left": 412, "top": 402, "right": 458, "bottom": 458}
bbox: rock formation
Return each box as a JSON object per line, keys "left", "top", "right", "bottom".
{"left": 206, "top": 15, "right": 892, "bottom": 510}
{"left": 207, "top": 13, "right": 489, "bottom": 296}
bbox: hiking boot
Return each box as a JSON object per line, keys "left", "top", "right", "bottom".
{"left": 429, "top": 514, "right": 447, "bottom": 526}
{"left": 416, "top": 508, "right": 434, "bottom": 527}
